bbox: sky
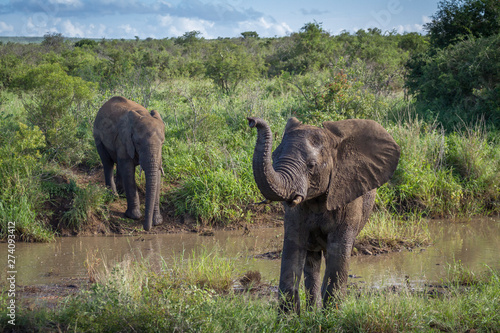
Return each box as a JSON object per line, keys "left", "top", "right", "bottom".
{"left": 0, "top": 0, "right": 439, "bottom": 39}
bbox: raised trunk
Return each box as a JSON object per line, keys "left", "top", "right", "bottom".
{"left": 248, "top": 117, "right": 291, "bottom": 202}
{"left": 142, "top": 157, "right": 160, "bottom": 231}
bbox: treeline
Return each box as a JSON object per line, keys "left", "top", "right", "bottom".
{"left": 0, "top": 24, "right": 419, "bottom": 94}
{"left": 0, "top": 0, "right": 499, "bottom": 241}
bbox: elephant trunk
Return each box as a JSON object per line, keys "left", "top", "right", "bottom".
{"left": 142, "top": 151, "right": 161, "bottom": 231}
{"left": 248, "top": 117, "right": 298, "bottom": 203}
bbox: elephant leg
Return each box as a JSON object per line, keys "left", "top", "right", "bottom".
{"left": 321, "top": 234, "right": 353, "bottom": 305}
{"left": 95, "top": 141, "right": 117, "bottom": 194}
{"left": 115, "top": 168, "right": 125, "bottom": 196}
{"left": 304, "top": 250, "right": 322, "bottom": 310}
{"left": 117, "top": 159, "right": 141, "bottom": 220}
{"left": 278, "top": 236, "right": 306, "bottom": 314}
{"left": 152, "top": 172, "right": 163, "bottom": 226}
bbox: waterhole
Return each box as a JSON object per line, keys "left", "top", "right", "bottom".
{"left": 1, "top": 217, "right": 498, "bottom": 288}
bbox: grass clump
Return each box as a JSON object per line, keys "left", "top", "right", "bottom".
{"left": 62, "top": 182, "right": 112, "bottom": 231}
{"left": 359, "top": 209, "right": 430, "bottom": 249}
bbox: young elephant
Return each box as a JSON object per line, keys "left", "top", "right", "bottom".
{"left": 93, "top": 96, "right": 165, "bottom": 231}
{"left": 248, "top": 117, "right": 400, "bottom": 313}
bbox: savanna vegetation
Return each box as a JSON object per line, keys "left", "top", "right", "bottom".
{"left": 0, "top": 1, "right": 499, "bottom": 244}
{"left": 0, "top": 0, "right": 499, "bottom": 331}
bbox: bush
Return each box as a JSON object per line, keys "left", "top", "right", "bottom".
{"left": 205, "top": 40, "right": 264, "bottom": 93}
{"left": 0, "top": 117, "right": 53, "bottom": 241}
{"left": 22, "top": 63, "right": 97, "bottom": 164}
{"left": 407, "top": 34, "right": 500, "bottom": 130}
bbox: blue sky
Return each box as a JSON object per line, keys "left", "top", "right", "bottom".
{"left": 0, "top": 0, "right": 439, "bottom": 39}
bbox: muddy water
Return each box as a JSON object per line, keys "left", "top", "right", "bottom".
{"left": 1, "top": 217, "right": 499, "bottom": 287}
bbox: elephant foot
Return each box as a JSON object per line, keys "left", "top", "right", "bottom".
{"left": 125, "top": 207, "right": 142, "bottom": 220}
{"left": 153, "top": 213, "right": 163, "bottom": 226}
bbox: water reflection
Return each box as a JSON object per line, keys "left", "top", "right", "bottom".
{"left": 1, "top": 217, "right": 498, "bottom": 287}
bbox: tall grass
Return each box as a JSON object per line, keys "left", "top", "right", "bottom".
{"left": 359, "top": 209, "right": 430, "bottom": 248}
{"left": 62, "top": 183, "right": 111, "bottom": 231}
{"left": 379, "top": 111, "right": 500, "bottom": 218}
{"left": 3, "top": 252, "right": 498, "bottom": 332}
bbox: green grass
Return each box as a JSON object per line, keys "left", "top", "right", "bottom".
{"left": 62, "top": 182, "right": 112, "bottom": 231}
{"left": 359, "top": 209, "right": 430, "bottom": 248}
{"left": 3, "top": 251, "right": 498, "bottom": 332}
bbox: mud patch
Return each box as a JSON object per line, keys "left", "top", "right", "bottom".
{"left": 17, "top": 280, "right": 86, "bottom": 310}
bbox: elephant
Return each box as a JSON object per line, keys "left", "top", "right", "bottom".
{"left": 93, "top": 96, "right": 165, "bottom": 231}
{"left": 247, "top": 116, "right": 400, "bottom": 313}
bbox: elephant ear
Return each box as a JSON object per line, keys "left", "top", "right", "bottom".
{"left": 323, "top": 119, "right": 400, "bottom": 210}
{"left": 122, "top": 111, "right": 142, "bottom": 160}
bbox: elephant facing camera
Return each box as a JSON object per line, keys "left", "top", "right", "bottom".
{"left": 248, "top": 116, "right": 400, "bottom": 314}
{"left": 93, "top": 96, "right": 165, "bottom": 231}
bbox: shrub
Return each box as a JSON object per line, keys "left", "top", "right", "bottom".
{"left": 0, "top": 117, "right": 53, "bottom": 241}
{"left": 406, "top": 34, "right": 500, "bottom": 130}
{"left": 22, "top": 63, "right": 97, "bottom": 164}
{"left": 205, "top": 40, "right": 264, "bottom": 93}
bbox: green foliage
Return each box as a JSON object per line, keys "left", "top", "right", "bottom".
{"left": 74, "top": 38, "right": 98, "bottom": 48}
{"left": 62, "top": 182, "right": 111, "bottom": 231}
{"left": 0, "top": 117, "right": 53, "bottom": 241}
{"left": 175, "top": 30, "right": 203, "bottom": 46}
{"left": 290, "top": 67, "right": 387, "bottom": 124}
{"left": 22, "top": 63, "right": 97, "bottom": 164}
{"left": 205, "top": 40, "right": 264, "bottom": 93}
{"left": 241, "top": 31, "right": 259, "bottom": 39}
{"left": 41, "top": 32, "right": 65, "bottom": 49}
{"left": 406, "top": 33, "right": 500, "bottom": 130}
{"left": 425, "top": 0, "right": 500, "bottom": 48}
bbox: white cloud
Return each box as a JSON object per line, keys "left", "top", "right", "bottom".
{"left": 0, "top": 21, "right": 14, "bottom": 33}
{"left": 49, "top": 0, "right": 82, "bottom": 6}
{"left": 395, "top": 23, "right": 424, "bottom": 34}
{"left": 61, "top": 19, "right": 84, "bottom": 37}
{"left": 119, "top": 24, "right": 139, "bottom": 36}
{"left": 158, "top": 14, "right": 214, "bottom": 38}
{"left": 238, "top": 17, "right": 292, "bottom": 37}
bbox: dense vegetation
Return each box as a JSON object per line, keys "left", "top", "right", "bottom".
{"left": 0, "top": 0, "right": 499, "bottom": 242}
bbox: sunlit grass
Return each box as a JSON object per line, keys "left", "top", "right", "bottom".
{"left": 359, "top": 209, "right": 431, "bottom": 248}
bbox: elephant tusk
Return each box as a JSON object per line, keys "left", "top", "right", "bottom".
{"left": 139, "top": 166, "right": 143, "bottom": 178}
{"left": 160, "top": 166, "right": 165, "bottom": 176}
{"left": 288, "top": 195, "right": 304, "bottom": 207}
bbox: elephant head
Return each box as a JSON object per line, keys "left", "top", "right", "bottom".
{"left": 247, "top": 117, "right": 400, "bottom": 210}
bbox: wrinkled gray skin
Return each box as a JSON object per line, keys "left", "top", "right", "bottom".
{"left": 248, "top": 117, "right": 400, "bottom": 314}
{"left": 93, "top": 96, "right": 165, "bottom": 231}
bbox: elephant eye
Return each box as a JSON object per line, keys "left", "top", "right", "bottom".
{"left": 307, "top": 161, "right": 317, "bottom": 170}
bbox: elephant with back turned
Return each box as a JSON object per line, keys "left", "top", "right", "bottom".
{"left": 93, "top": 96, "right": 165, "bottom": 231}
{"left": 248, "top": 116, "right": 400, "bottom": 313}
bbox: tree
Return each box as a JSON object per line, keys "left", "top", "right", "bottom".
{"left": 241, "top": 31, "right": 259, "bottom": 39}
{"left": 425, "top": 0, "right": 500, "bottom": 48}
{"left": 205, "top": 41, "right": 263, "bottom": 93}
{"left": 175, "top": 31, "right": 202, "bottom": 46}
{"left": 74, "top": 39, "right": 98, "bottom": 48}
{"left": 41, "top": 32, "right": 65, "bottom": 49}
